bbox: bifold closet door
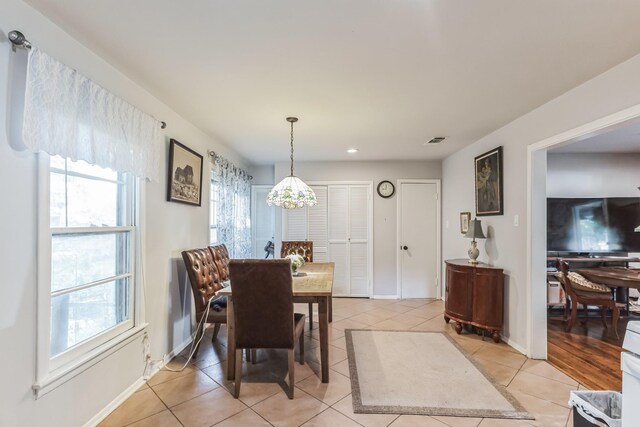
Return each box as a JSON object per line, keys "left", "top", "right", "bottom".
{"left": 328, "top": 185, "right": 370, "bottom": 297}
{"left": 282, "top": 185, "right": 328, "bottom": 262}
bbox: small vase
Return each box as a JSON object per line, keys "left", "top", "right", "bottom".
{"left": 291, "top": 266, "right": 298, "bottom": 276}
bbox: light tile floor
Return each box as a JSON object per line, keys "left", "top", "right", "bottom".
{"left": 99, "top": 298, "right": 581, "bottom": 427}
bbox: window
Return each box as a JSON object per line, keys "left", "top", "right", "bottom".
{"left": 40, "top": 155, "right": 139, "bottom": 375}
{"left": 209, "top": 161, "right": 251, "bottom": 258}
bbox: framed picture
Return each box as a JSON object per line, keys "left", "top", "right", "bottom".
{"left": 167, "top": 139, "right": 203, "bottom": 206}
{"left": 460, "top": 212, "right": 471, "bottom": 234}
{"left": 474, "top": 146, "right": 503, "bottom": 216}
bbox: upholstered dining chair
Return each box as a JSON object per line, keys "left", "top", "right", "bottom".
{"left": 181, "top": 248, "right": 227, "bottom": 357}
{"left": 557, "top": 261, "right": 622, "bottom": 339}
{"left": 209, "top": 244, "right": 230, "bottom": 281}
{"left": 281, "top": 241, "right": 314, "bottom": 329}
{"left": 229, "top": 259, "right": 305, "bottom": 399}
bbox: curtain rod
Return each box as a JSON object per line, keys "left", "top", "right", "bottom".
{"left": 209, "top": 150, "right": 253, "bottom": 180}
{"left": 8, "top": 30, "right": 167, "bottom": 130}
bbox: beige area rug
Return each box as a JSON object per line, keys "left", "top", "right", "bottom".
{"left": 345, "top": 329, "right": 533, "bottom": 420}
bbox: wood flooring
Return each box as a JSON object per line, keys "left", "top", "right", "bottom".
{"left": 547, "top": 311, "right": 637, "bottom": 391}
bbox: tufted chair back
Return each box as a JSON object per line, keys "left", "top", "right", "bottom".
{"left": 209, "top": 244, "right": 230, "bottom": 281}
{"left": 281, "top": 241, "right": 313, "bottom": 263}
{"left": 182, "top": 248, "right": 224, "bottom": 315}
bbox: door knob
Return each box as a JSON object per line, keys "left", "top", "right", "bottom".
{"left": 403, "top": 246, "right": 408, "bottom": 250}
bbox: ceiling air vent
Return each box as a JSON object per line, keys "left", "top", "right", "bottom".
{"left": 425, "top": 137, "right": 445, "bottom": 145}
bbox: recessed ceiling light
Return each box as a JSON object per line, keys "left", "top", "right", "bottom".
{"left": 347, "top": 148, "right": 359, "bottom": 153}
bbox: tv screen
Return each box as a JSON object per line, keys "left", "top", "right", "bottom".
{"left": 547, "top": 197, "right": 640, "bottom": 253}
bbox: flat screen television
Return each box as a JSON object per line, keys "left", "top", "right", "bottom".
{"left": 547, "top": 197, "right": 640, "bottom": 254}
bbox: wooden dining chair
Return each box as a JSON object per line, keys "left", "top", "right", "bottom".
{"left": 281, "top": 241, "right": 314, "bottom": 328}
{"left": 229, "top": 259, "right": 305, "bottom": 399}
{"left": 181, "top": 248, "right": 227, "bottom": 356}
{"left": 209, "top": 244, "right": 230, "bottom": 282}
{"left": 557, "top": 261, "right": 622, "bottom": 339}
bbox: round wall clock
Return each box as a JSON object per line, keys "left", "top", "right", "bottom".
{"left": 377, "top": 180, "right": 395, "bottom": 198}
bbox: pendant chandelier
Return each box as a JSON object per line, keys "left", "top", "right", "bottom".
{"left": 267, "top": 117, "right": 317, "bottom": 209}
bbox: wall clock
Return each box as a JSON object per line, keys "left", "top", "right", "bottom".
{"left": 377, "top": 180, "right": 395, "bottom": 198}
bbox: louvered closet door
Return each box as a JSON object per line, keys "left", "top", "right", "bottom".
{"left": 328, "top": 186, "right": 349, "bottom": 295}
{"left": 284, "top": 205, "right": 307, "bottom": 241}
{"left": 348, "top": 185, "right": 370, "bottom": 296}
{"left": 308, "top": 186, "right": 328, "bottom": 262}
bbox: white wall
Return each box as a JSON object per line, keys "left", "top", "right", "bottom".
{"left": 0, "top": 1, "right": 251, "bottom": 425}
{"left": 274, "top": 160, "right": 442, "bottom": 296}
{"left": 547, "top": 153, "right": 640, "bottom": 197}
{"left": 443, "top": 53, "right": 640, "bottom": 354}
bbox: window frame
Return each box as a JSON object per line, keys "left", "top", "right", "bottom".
{"left": 35, "top": 154, "right": 145, "bottom": 397}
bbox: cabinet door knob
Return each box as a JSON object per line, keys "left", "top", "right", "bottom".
{"left": 403, "top": 246, "right": 408, "bottom": 250}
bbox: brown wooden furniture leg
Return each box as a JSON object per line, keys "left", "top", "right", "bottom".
{"left": 319, "top": 296, "right": 329, "bottom": 383}
{"left": 491, "top": 330, "right": 500, "bottom": 343}
{"left": 227, "top": 295, "right": 236, "bottom": 381}
{"left": 234, "top": 348, "right": 242, "bottom": 398}
{"left": 329, "top": 297, "right": 333, "bottom": 323}
{"left": 444, "top": 315, "right": 450, "bottom": 324}
{"left": 600, "top": 307, "right": 608, "bottom": 329}
{"left": 454, "top": 322, "right": 462, "bottom": 334}
{"left": 288, "top": 348, "right": 295, "bottom": 399}
{"left": 308, "top": 303, "right": 314, "bottom": 329}
{"left": 566, "top": 299, "right": 578, "bottom": 333}
{"left": 612, "top": 305, "right": 620, "bottom": 340}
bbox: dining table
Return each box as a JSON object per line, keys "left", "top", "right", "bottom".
{"left": 577, "top": 267, "right": 640, "bottom": 309}
{"left": 218, "top": 262, "right": 335, "bottom": 383}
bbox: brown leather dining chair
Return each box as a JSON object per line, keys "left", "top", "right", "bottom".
{"left": 557, "top": 261, "right": 622, "bottom": 339}
{"left": 181, "top": 248, "right": 227, "bottom": 356}
{"left": 209, "top": 244, "right": 230, "bottom": 282}
{"left": 229, "top": 259, "right": 305, "bottom": 399}
{"left": 281, "top": 241, "right": 314, "bottom": 328}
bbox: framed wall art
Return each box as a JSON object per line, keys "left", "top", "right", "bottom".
{"left": 167, "top": 139, "right": 203, "bottom": 206}
{"left": 474, "top": 146, "right": 503, "bottom": 216}
{"left": 460, "top": 212, "right": 471, "bottom": 234}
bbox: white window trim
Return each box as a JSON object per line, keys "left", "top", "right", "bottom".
{"left": 34, "top": 154, "right": 146, "bottom": 398}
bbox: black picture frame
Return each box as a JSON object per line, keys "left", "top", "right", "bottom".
{"left": 474, "top": 146, "right": 503, "bottom": 216}
{"left": 167, "top": 139, "right": 203, "bottom": 206}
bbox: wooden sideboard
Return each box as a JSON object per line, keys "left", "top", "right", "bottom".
{"left": 444, "top": 259, "right": 504, "bottom": 343}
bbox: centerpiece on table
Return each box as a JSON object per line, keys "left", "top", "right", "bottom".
{"left": 285, "top": 254, "right": 305, "bottom": 275}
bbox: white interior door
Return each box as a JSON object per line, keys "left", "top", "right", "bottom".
{"left": 349, "top": 185, "right": 370, "bottom": 296}
{"left": 399, "top": 181, "right": 439, "bottom": 299}
{"left": 251, "top": 186, "right": 275, "bottom": 258}
{"left": 308, "top": 186, "right": 328, "bottom": 262}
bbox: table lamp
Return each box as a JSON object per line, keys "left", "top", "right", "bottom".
{"left": 464, "top": 218, "right": 486, "bottom": 264}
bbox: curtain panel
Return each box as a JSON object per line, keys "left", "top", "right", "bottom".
{"left": 22, "top": 48, "right": 163, "bottom": 181}
{"left": 212, "top": 155, "right": 251, "bottom": 258}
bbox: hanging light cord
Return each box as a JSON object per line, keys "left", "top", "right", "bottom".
{"left": 290, "top": 120, "right": 295, "bottom": 176}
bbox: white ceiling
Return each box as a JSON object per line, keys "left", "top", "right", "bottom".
{"left": 552, "top": 121, "right": 640, "bottom": 154}
{"left": 24, "top": 0, "right": 640, "bottom": 165}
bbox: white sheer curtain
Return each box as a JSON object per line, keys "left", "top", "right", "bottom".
{"left": 22, "top": 48, "right": 163, "bottom": 181}
{"left": 212, "top": 155, "right": 251, "bottom": 258}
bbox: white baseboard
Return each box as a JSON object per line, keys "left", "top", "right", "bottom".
{"left": 163, "top": 336, "right": 194, "bottom": 365}
{"left": 85, "top": 336, "right": 194, "bottom": 427}
{"left": 83, "top": 377, "right": 146, "bottom": 427}
{"left": 501, "top": 336, "right": 528, "bottom": 356}
{"left": 372, "top": 295, "right": 399, "bottom": 300}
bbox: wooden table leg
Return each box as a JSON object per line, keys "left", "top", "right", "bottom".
{"left": 319, "top": 296, "right": 329, "bottom": 383}
{"left": 329, "top": 296, "right": 333, "bottom": 323}
{"left": 226, "top": 295, "right": 236, "bottom": 381}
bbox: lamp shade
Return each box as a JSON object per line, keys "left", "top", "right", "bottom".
{"left": 267, "top": 176, "right": 317, "bottom": 209}
{"left": 464, "top": 218, "right": 486, "bottom": 240}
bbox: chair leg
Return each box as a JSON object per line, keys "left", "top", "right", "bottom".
{"left": 309, "top": 303, "right": 314, "bottom": 330}
{"left": 211, "top": 323, "right": 221, "bottom": 342}
{"left": 563, "top": 297, "right": 570, "bottom": 322}
{"left": 580, "top": 304, "right": 588, "bottom": 325}
{"left": 251, "top": 349, "right": 257, "bottom": 364}
{"left": 566, "top": 300, "right": 578, "bottom": 333}
{"left": 299, "top": 332, "right": 305, "bottom": 365}
{"left": 234, "top": 349, "right": 243, "bottom": 398}
{"left": 245, "top": 349, "right": 251, "bottom": 362}
{"left": 612, "top": 305, "right": 620, "bottom": 340}
{"left": 600, "top": 307, "right": 608, "bottom": 329}
{"left": 288, "top": 349, "right": 295, "bottom": 399}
